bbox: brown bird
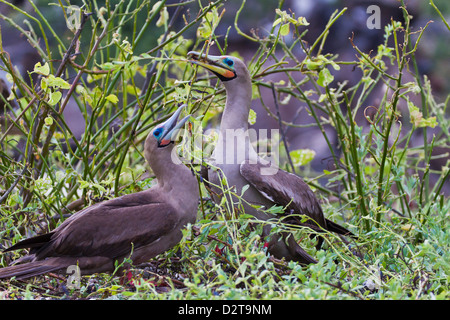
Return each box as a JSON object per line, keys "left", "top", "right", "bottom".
{"left": 0, "top": 105, "right": 198, "bottom": 279}
{"left": 188, "top": 52, "right": 353, "bottom": 264}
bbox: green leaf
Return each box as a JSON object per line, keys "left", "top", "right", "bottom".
{"left": 47, "top": 91, "right": 62, "bottom": 106}
{"left": 92, "top": 183, "right": 107, "bottom": 193}
{"left": 290, "top": 149, "right": 316, "bottom": 166}
{"left": 328, "top": 60, "right": 341, "bottom": 71}
{"left": 273, "top": 17, "right": 282, "bottom": 27}
{"left": 408, "top": 100, "right": 438, "bottom": 128}
{"left": 297, "top": 16, "right": 309, "bottom": 26}
{"left": 266, "top": 205, "right": 285, "bottom": 214}
{"left": 274, "top": 8, "right": 309, "bottom": 28}
{"left": 240, "top": 184, "right": 251, "bottom": 197}
{"left": 221, "top": 176, "right": 228, "bottom": 187}
{"left": 248, "top": 109, "right": 257, "bottom": 125}
{"left": 420, "top": 117, "right": 438, "bottom": 128}
{"left": 251, "top": 84, "right": 260, "bottom": 99}
{"left": 304, "top": 58, "right": 323, "bottom": 71}
{"left": 5, "top": 72, "right": 13, "bottom": 83}
{"left": 403, "top": 81, "right": 421, "bottom": 94}
{"left": 98, "top": 62, "right": 117, "bottom": 71}
{"left": 119, "top": 40, "right": 133, "bottom": 54}
{"left": 156, "top": 7, "right": 169, "bottom": 27}
{"left": 40, "top": 77, "right": 48, "bottom": 91}
{"left": 197, "top": 7, "right": 221, "bottom": 38}
{"left": 317, "top": 68, "right": 334, "bottom": 87}
{"left": 305, "top": 55, "right": 340, "bottom": 72}
{"left": 44, "top": 116, "right": 53, "bottom": 126}
{"left": 280, "top": 23, "right": 290, "bottom": 36}
{"left": 105, "top": 94, "right": 119, "bottom": 104}
{"left": 46, "top": 75, "right": 71, "bottom": 90}
{"left": 33, "top": 62, "right": 50, "bottom": 76}
{"left": 150, "top": 1, "right": 163, "bottom": 14}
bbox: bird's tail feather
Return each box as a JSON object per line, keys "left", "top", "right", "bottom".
{"left": 325, "top": 219, "right": 355, "bottom": 237}
{"left": 0, "top": 260, "right": 64, "bottom": 280}
{"left": 286, "top": 233, "right": 318, "bottom": 265}
{"left": 294, "top": 246, "right": 318, "bottom": 265}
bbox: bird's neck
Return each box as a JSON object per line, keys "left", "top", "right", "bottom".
{"left": 213, "top": 77, "right": 258, "bottom": 165}
{"left": 220, "top": 80, "right": 252, "bottom": 132}
{"left": 147, "top": 146, "right": 197, "bottom": 194}
{"left": 157, "top": 159, "right": 195, "bottom": 191}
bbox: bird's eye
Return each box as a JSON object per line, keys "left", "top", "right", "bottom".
{"left": 153, "top": 128, "right": 163, "bottom": 138}
{"left": 224, "top": 58, "right": 234, "bottom": 67}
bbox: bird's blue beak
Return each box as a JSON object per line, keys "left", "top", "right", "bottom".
{"left": 187, "top": 51, "right": 237, "bottom": 81}
{"left": 153, "top": 104, "right": 190, "bottom": 148}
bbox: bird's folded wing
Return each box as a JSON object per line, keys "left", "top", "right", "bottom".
{"left": 239, "top": 160, "right": 327, "bottom": 228}
{"left": 35, "top": 191, "right": 180, "bottom": 260}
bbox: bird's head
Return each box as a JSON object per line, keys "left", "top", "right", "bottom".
{"left": 150, "top": 104, "right": 190, "bottom": 149}
{"left": 187, "top": 51, "right": 243, "bottom": 82}
{"left": 187, "top": 51, "right": 252, "bottom": 113}
{"left": 144, "top": 105, "right": 195, "bottom": 187}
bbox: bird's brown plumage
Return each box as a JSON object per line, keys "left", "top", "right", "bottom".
{"left": 0, "top": 105, "right": 198, "bottom": 279}
{"left": 189, "top": 52, "right": 353, "bottom": 264}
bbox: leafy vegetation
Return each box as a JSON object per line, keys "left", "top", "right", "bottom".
{"left": 0, "top": 0, "right": 448, "bottom": 300}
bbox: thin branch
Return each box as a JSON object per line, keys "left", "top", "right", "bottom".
{"left": 135, "top": 0, "right": 186, "bottom": 118}
{"left": 0, "top": 166, "right": 28, "bottom": 204}
{"left": 271, "top": 82, "right": 296, "bottom": 173}
{"left": 54, "top": 12, "right": 92, "bottom": 77}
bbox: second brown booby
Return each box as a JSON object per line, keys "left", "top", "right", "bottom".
{"left": 0, "top": 105, "right": 198, "bottom": 279}
{"left": 188, "top": 51, "right": 353, "bottom": 264}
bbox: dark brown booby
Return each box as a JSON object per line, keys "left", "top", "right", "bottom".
{"left": 0, "top": 105, "right": 198, "bottom": 279}
{"left": 188, "top": 52, "right": 353, "bottom": 264}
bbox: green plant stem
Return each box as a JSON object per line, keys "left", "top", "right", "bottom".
{"left": 429, "top": 0, "right": 450, "bottom": 32}
{"left": 376, "top": 40, "right": 407, "bottom": 220}
{"left": 343, "top": 92, "right": 369, "bottom": 231}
